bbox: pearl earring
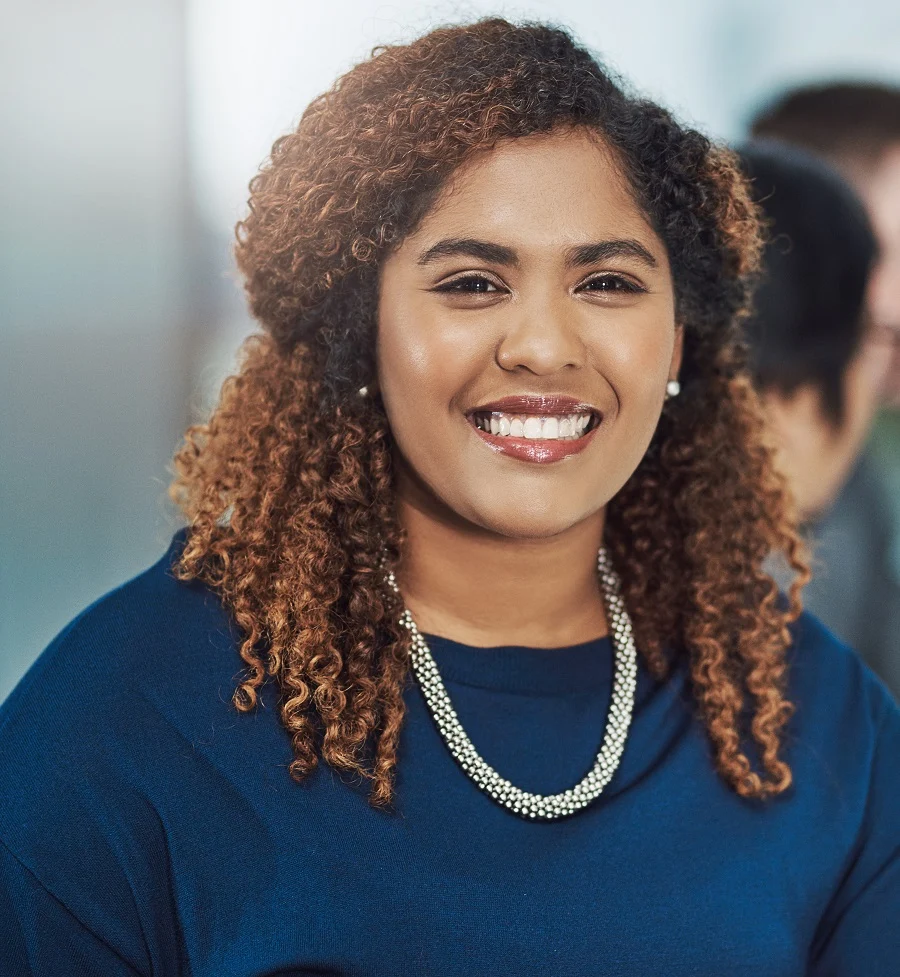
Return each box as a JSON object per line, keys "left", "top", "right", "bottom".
{"left": 358, "top": 386, "right": 369, "bottom": 397}
{"left": 665, "top": 379, "right": 680, "bottom": 399}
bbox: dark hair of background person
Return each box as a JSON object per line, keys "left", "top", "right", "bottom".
{"left": 737, "top": 141, "right": 878, "bottom": 429}
{"left": 168, "top": 18, "right": 810, "bottom": 810}
{"left": 751, "top": 82, "right": 900, "bottom": 172}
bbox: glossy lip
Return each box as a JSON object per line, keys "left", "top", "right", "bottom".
{"left": 465, "top": 394, "right": 603, "bottom": 465}
{"left": 469, "top": 394, "right": 602, "bottom": 416}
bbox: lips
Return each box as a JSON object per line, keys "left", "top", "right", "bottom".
{"left": 464, "top": 393, "right": 603, "bottom": 464}
{"left": 468, "top": 394, "right": 602, "bottom": 420}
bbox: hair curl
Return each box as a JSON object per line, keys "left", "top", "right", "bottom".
{"left": 169, "top": 18, "right": 810, "bottom": 810}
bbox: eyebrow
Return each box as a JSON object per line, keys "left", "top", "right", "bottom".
{"left": 417, "top": 238, "right": 518, "bottom": 266}
{"left": 566, "top": 239, "right": 658, "bottom": 269}
{"left": 416, "top": 236, "right": 658, "bottom": 269}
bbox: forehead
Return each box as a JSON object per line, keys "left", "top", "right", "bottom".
{"left": 405, "top": 127, "right": 662, "bottom": 254}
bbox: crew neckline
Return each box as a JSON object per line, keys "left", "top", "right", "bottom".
{"left": 420, "top": 632, "right": 615, "bottom": 696}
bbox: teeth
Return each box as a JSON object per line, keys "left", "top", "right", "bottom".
{"left": 472, "top": 411, "right": 595, "bottom": 440}
{"left": 523, "top": 417, "right": 542, "bottom": 439}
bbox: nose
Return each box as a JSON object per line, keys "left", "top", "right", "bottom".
{"left": 495, "top": 296, "right": 586, "bottom": 376}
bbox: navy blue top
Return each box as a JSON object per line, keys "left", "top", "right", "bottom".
{"left": 1, "top": 531, "right": 898, "bottom": 976}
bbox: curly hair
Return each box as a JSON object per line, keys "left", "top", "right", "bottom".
{"left": 169, "top": 18, "right": 810, "bottom": 810}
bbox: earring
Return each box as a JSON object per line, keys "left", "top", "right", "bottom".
{"left": 665, "top": 379, "right": 680, "bottom": 399}
{"left": 358, "top": 386, "right": 369, "bottom": 397}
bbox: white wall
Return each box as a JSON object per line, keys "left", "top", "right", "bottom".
{"left": 187, "top": 0, "right": 900, "bottom": 239}
{"left": 0, "top": 0, "right": 192, "bottom": 698}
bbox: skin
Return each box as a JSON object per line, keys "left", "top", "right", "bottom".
{"left": 862, "top": 144, "right": 900, "bottom": 405}
{"left": 763, "top": 324, "right": 892, "bottom": 520}
{"left": 376, "top": 127, "right": 683, "bottom": 648}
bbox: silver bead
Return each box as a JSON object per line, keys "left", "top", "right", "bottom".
{"left": 382, "top": 546, "right": 638, "bottom": 822}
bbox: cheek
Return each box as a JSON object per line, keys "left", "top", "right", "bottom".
{"left": 847, "top": 345, "right": 887, "bottom": 427}
{"left": 594, "top": 310, "right": 676, "bottom": 416}
{"left": 376, "top": 290, "right": 497, "bottom": 489}
{"left": 377, "top": 301, "right": 487, "bottom": 414}
{"left": 869, "top": 247, "right": 900, "bottom": 322}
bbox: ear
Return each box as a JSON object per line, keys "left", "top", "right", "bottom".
{"left": 669, "top": 324, "right": 685, "bottom": 379}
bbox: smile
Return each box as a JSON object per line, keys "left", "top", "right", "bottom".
{"left": 465, "top": 409, "right": 602, "bottom": 464}
{"left": 471, "top": 411, "right": 595, "bottom": 440}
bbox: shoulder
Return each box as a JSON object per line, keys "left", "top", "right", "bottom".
{"left": 781, "top": 605, "right": 899, "bottom": 835}
{"left": 0, "top": 529, "right": 247, "bottom": 790}
{"left": 785, "top": 606, "right": 897, "bottom": 736}
{"left": 0, "top": 530, "right": 245, "bottom": 957}
{"left": 783, "top": 611, "right": 900, "bottom": 968}
{"left": 1, "top": 529, "right": 238, "bottom": 723}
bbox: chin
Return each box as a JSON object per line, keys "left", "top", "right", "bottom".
{"left": 460, "top": 500, "right": 599, "bottom": 540}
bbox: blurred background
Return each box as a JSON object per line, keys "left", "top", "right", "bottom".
{"left": 2, "top": 0, "right": 899, "bottom": 702}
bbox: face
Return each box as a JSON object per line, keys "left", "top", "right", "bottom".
{"left": 765, "top": 331, "right": 891, "bottom": 521}
{"left": 860, "top": 144, "right": 900, "bottom": 404}
{"left": 376, "top": 127, "right": 682, "bottom": 539}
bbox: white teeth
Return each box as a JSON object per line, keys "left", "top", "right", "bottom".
{"left": 523, "top": 417, "right": 543, "bottom": 439}
{"left": 472, "top": 411, "right": 597, "bottom": 440}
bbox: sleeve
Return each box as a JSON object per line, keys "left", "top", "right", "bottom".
{"left": 0, "top": 839, "right": 143, "bottom": 977}
{"left": 808, "top": 701, "right": 900, "bottom": 976}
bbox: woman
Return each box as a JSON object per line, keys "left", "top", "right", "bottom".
{"left": 1, "top": 19, "right": 897, "bottom": 976}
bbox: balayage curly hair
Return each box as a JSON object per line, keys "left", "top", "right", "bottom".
{"left": 169, "top": 18, "right": 811, "bottom": 810}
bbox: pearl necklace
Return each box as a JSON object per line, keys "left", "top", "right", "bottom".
{"left": 383, "top": 547, "right": 638, "bottom": 821}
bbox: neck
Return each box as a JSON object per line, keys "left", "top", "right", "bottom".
{"left": 393, "top": 472, "right": 609, "bottom": 649}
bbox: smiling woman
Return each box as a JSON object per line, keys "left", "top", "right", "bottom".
{"left": 1, "top": 17, "right": 899, "bottom": 977}
{"left": 377, "top": 129, "right": 682, "bottom": 539}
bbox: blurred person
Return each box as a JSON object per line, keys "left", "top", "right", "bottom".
{"left": 753, "top": 83, "right": 900, "bottom": 400}
{"left": 1, "top": 20, "right": 899, "bottom": 976}
{"left": 750, "top": 84, "right": 900, "bottom": 699}
{"left": 738, "top": 141, "right": 900, "bottom": 700}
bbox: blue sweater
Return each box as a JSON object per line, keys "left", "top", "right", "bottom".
{"left": 0, "top": 531, "right": 898, "bottom": 976}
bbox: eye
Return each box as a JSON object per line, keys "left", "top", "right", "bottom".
{"left": 579, "top": 274, "right": 645, "bottom": 295}
{"left": 433, "top": 274, "right": 503, "bottom": 294}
